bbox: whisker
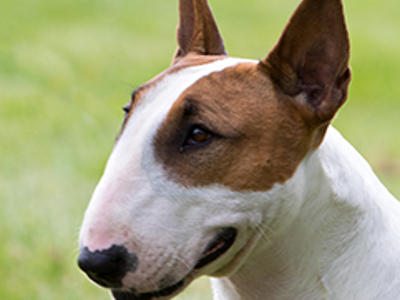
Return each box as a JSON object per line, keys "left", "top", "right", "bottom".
{"left": 251, "top": 223, "right": 273, "bottom": 244}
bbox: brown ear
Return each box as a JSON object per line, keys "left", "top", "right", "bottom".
{"left": 173, "top": 0, "right": 227, "bottom": 63}
{"left": 260, "top": 0, "right": 351, "bottom": 123}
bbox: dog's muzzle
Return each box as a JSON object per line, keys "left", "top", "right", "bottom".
{"left": 78, "top": 227, "right": 237, "bottom": 299}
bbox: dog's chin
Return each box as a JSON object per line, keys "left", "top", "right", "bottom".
{"left": 110, "top": 227, "right": 238, "bottom": 300}
{"left": 111, "top": 278, "right": 187, "bottom": 300}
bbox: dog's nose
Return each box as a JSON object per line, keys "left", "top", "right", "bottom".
{"left": 78, "top": 244, "right": 138, "bottom": 288}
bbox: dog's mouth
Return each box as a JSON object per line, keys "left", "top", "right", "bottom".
{"left": 111, "top": 227, "right": 237, "bottom": 300}
{"left": 195, "top": 227, "right": 238, "bottom": 269}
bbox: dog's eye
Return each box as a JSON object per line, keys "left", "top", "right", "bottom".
{"left": 122, "top": 103, "right": 131, "bottom": 115}
{"left": 122, "top": 87, "right": 140, "bottom": 117}
{"left": 120, "top": 103, "right": 132, "bottom": 130}
{"left": 188, "top": 128, "right": 211, "bottom": 144}
{"left": 181, "top": 126, "right": 214, "bottom": 152}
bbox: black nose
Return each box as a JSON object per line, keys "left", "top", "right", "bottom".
{"left": 78, "top": 244, "right": 138, "bottom": 288}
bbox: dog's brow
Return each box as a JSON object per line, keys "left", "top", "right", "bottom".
{"left": 183, "top": 101, "right": 198, "bottom": 116}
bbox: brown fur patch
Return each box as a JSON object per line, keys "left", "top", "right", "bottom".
{"left": 154, "top": 62, "right": 315, "bottom": 192}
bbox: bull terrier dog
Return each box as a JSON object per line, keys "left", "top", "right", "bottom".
{"left": 78, "top": 0, "right": 400, "bottom": 299}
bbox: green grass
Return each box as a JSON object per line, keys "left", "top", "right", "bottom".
{"left": 1, "top": 0, "right": 400, "bottom": 299}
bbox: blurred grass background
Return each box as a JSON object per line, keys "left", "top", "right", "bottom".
{"left": 1, "top": 0, "right": 400, "bottom": 299}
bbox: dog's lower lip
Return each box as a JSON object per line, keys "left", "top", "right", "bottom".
{"left": 112, "top": 279, "right": 184, "bottom": 300}
{"left": 195, "top": 227, "right": 237, "bottom": 269}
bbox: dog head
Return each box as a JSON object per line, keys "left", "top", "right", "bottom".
{"left": 78, "top": 0, "right": 350, "bottom": 299}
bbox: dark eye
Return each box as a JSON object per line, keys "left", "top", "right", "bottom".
{"left": 122, "top": 103, "right": 131, "bottom": 115}
{"left": 181, "top": 126, "right": 214, "bottom": 152}
{"left": 122, "top": 87, "right": 140, "bottom": 116}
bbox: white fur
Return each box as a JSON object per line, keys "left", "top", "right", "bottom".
{"left": 211, "top": 127, "right": 400, "bottom": 300}
{"left": 80, "top": 56, "right": 400, "bottom": 299}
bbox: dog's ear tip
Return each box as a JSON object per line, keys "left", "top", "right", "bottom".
{"left": 172, "top": 0, "right": 226, "bottom": 63}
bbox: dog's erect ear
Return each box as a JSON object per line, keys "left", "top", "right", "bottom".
{"left": 260, "top": 0, "right": 351, "bottom": 123}
{"left": 173, "top": 0, "right": 227, "bottom": 63}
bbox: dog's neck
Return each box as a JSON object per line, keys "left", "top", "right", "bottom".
{"left": 211, "top": 126, "right": 400, "bottom": 300}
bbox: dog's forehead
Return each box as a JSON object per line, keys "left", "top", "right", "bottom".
{"left": 121, "top": 57, "right": 256, "bottom": 143}
{"left": 109, "top": 57, "right": 257, "bottom": 178}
